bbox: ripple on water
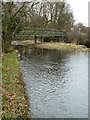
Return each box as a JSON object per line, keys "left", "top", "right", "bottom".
{"left": 19, "top": 49, "right": 88, "bottom": 118}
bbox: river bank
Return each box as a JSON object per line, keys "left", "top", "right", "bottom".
{"left": 35, "top": 42, "right": 88, "bottom": 52}
{"left": 12, "top": 40, "right": 88, "bottom": 52}
{"left": 2, "top": 51, "right": 30, "bottom": 118}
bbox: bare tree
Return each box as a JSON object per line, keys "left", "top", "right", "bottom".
{"left": 2, "top": 1, "right": 75, "bottom": 52}
{"left": 2, "top": 2, "right": 28, "bottom": 52}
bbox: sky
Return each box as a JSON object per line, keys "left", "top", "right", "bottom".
{"left": 66, "top": 0, "right": 89, "bottom": 27}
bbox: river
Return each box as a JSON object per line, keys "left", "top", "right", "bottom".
{"left": 16, "top": 46, "right": 88, "bottom": 118}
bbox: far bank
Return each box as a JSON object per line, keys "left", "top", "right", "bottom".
{"left": 12, "top": 40, "right": 88, "bottom": 52}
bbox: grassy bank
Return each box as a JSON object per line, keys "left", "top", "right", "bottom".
{"left": 12, "top": 40, "right": 88, "bottom": 52}
{"left": 2, "top": 51, "right": 30, "bottom": 118}
{"left": 35, "top": 42, "right": 88, "bottom": 52}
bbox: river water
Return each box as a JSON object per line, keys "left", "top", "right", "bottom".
{"left": 16, "top": 46, "right": 88, "bottom": 118}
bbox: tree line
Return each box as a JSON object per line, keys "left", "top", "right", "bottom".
{"left": 2, "top": 1, "right": 88, "bottom": 52}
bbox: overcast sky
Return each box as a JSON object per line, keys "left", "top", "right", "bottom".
{"left": 66, "top": 0, "right": 89, "bottom": 26}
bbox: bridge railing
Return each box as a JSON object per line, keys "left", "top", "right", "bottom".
{"left": 17, "top": 28, "right": 66, "bottom": 37}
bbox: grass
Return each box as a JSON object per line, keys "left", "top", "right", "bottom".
{"left": 35, "top": 42, "right": 88, "bottom": 52}
{"left": 0, "top": 58, "right": 2, "bottom": 119}
{"left": 2, "top": 51, "right": 30, "bottom": 119}
{"left": 12, "top": 40, "right": 88, "bottom": 52}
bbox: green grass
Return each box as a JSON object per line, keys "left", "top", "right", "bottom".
{"left": 2, "top": 51, "right": 30, "bottom": 118}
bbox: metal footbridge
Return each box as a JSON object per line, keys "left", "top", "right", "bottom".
{"left": 17, "top": 27, "right": 66, "bottom": 43}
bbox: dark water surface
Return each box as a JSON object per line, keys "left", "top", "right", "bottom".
{"left": 16, "top": 46, "right": 88, "bottom": 118}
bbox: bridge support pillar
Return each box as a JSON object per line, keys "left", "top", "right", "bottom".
{"left": 34, "top": 36, "right": 37, "bottom": 44}
{"left": 41, "top": 35, "right": 43, "bottom": 44}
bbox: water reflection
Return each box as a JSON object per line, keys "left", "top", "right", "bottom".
{"left": 16, "top": 46, "right": 88, "bottom": 118}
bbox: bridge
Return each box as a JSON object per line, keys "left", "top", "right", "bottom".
{"left": 17, "top": 27, "right": 66, "bottom": 44}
